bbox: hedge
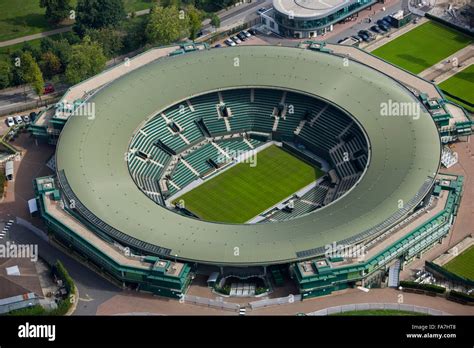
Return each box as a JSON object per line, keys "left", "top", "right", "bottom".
{"left": 399, "top": 281, "right": 446, "bottom": 294}
{"left": 448, "top": 290, "right": 474, "bottom": 303}
{"left": 53, "top": 260, "right": 75, "bottom": 296}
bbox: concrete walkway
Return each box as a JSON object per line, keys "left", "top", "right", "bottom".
{"left": 433, "top": 57, "right": 473, "bottom": 84}
{"left": 0, "top": 27, "right": 72, "bottom": 48}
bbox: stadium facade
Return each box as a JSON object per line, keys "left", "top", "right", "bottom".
{"left": 261, "top": 0, "right": 377, "bottom": 38}
{"left": 31, "top": 44, "right": 465, "bottom": 300}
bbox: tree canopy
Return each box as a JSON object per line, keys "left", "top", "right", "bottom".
{"left": 74, "top": 0, "right": 126, "bottom": 36}
{"left": 65, "top": 36, "right": 107, "bottom": 84}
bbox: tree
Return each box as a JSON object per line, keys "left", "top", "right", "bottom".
{"left": 74, "top": 0, "right": 126, "bottom": 36}
{"left": 39, "top": 0, "right": 72, "bottom": 24}
{"left": 39, "top": 51, "right": 62, "bottom": 79}
{"left": 0, "top": 61, "right": 13, "bottom": 89}
{"left": 19, "top": 52, "right": 44, "bottom": 97}
{"left": 145, "top": 5, "right": 187, "bottom": 45}
{"left": 186, "top": 5, "right": 203, "bottom": 40}
{"left": 65, "top": 36, "right": 106, "bottom": 84}
{"left": 85, "top": 28, "right": 123, "bottom": 58}
{"left": 41, "top": 38, "right": 72, "bottom": 72}
{"left": 209, "top": 13, "right": 220, "bottom": 28}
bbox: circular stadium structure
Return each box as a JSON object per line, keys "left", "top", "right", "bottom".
{"left": 55, "top": 45, "right": 441, "bottom": 268}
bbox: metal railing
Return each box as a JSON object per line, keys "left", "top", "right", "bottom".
{"left": 307, "top": 302, "right": 450, "bottom": 316}
{"left": 183, "top": 294, "right": 240, "bottom": 312}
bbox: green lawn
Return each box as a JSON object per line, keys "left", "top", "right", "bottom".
{"left": 0, "top": 0, "right": 152, "bottom": 42}
{"left": 332, "top": 309, "right": 426, "bottom": 316}
{"left": 372, "top": 21, "right": 473, "bottom": 74}
{"left": 0, "top": 0, "right": 76, "bottom": 42}
{"left": 443, "top": 245, "right": 474, "bottom": 280}
{"left": 174, "top": 145, "right": 323, "bottom": 223}
{"left": 438, "top": 64, "right": 474, "bottom": 113}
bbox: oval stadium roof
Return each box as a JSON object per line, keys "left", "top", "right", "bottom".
{"left": 56, "top": 46, "right": 441, "bottom": 266}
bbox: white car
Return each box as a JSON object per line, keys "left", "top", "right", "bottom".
{"left": 242, "top": 30, "right": 251, "bottom": 38}
{"left": 6, "top": 116, "right": 14, "bottom": 127}
{"left": 14, "top": 115, "right": 23, "bottom": 125}
{"left": 224, "top": 39, "right": 236, "bottom": 47}
{"left": 231, "top": 36, "right": 241, "bottom": 44}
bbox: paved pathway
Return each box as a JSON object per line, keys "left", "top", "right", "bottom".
{"left": 432, "top": 58, "right": 474, "bottom": 84}
{"left": 0, "top": 27, "right": 72, "bottom": 48}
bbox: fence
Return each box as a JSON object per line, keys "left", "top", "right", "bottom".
{"left": 249, "top": 294, "right": 302, "bottom": 310}
{"left": 0, "top": 294, "right": 40, "bottom": 314}
{"left": 183, "top": 294, "right": 241, "bottom": 312}
{"left": 307, "top": 303, "right": 450, "bottom": 316}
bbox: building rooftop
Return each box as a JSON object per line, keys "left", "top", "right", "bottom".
{"left": 273, "top": 0, "right": 348, "bottom": 18}
{"left": 55, "top": 45, "right": 441, "bottom": 266}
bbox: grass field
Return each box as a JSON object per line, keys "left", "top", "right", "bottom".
{"left": 438, "top": 64, "right": 474, "bottom": 113}
{"left": 331, "top": 309, "right": 425, "bottom": 316}
{"left": 443, "top": 245, "right": 474, "bottom": 280}
{"left": 174, "top": 145, "right": 323, "bottom": 223}
{"left": 372, "top": 21, "right": 473, "bottom": 74}
{"left": 0, "top": 0, "right": 152, "bottom": 42}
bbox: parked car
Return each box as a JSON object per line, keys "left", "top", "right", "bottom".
{"left": 224, "top": 38, "right": 236, "bottom": 47}
{"left": 44, "top": 83, "right": 55, "bottom": 94}
{"left": 376, "top": 24, "right": 389, "bottom": 32}
{"left": 378, "top": 19, "right": 392, "bottom": 27}
{"left": 231, "top": 36, "right": 241, "bottom": 44}
{"left": 22, "top": 115, "right": 30, "bottom": 123}
{"left": 370, "top": 25, "right": 382, "bottom": 34}
{"left": 248, "top": 28, "right": 257, "bottom": 36}
{"left": 6, "top": 116, "right": 15, "bottom": 127}
{"left": 359, "top": 30, "right": 374, "bottom": 41}
{"left": 351, "top": 35, "right": 361, "bottom": 43}
{"left": 358, "top": 34, "right": 369, "bottom": 42}
{"left": 257, "top": 7, "right": 267, "bottom": 14}
{"left": 214, "top": 44, "right": 222, "bottom": 48}
{"left": 237, "top": 32, "right": 247, "bottom": 41}
{"left": 242, "top": 30, "right": 251, "bottom": 38}
{"left": 383, "top": 16, "right": 394, "bottom": 26}
{"left": 14, "top": 115, "right": 23, "bottom": 125}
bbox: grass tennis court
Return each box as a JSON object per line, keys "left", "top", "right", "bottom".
{"left": 443, "top": 245, "right": 474, "bottom": 280}
{"left": 372, "top": 21, "right": 473, "bottom": 74}
{"left": 174, "top": 145, "right": 323, "bottom": 223}
{"left": 438, "top": 64, "right": 474, "bottom": 113}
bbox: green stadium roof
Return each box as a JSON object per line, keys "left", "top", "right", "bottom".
{"left": 56, "top": 46, "right": 441, "bottom": 266}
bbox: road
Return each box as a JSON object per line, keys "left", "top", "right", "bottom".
{"left": 0, "top": 83, "right": 68, "bottom": 117}
{"left": 203, "top": 0, "right": 270, "bottom": 32}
